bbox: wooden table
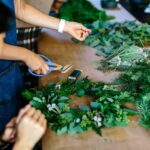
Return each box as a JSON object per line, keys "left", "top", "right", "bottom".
{"left": 38, "top": 2, "right": 150, "bottom": 150}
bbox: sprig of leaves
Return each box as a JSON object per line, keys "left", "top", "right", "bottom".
{"left": 137, "top": 94, "right": 150, "bottom": 128}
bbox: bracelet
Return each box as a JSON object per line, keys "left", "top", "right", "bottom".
{"left": 58, "top": 19, "right": 66, "bottom": 33}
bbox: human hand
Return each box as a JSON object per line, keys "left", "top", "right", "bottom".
{"left": 1, "top": 105, "right": 31, "bottom": 143}
{"left": 14, "top": 107, "right": 47, "bottom": 150}
{"left": 24, "top": 51, "right": 50, "bottom": 75}
{"left": 64, "top": 21, "right": 91, "bottom": 41}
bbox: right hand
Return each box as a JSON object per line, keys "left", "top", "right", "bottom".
{"left": 25, "top": 52, "right": 50, "bottom": 75}
{"left": 14, "top": 107, "right": 47, "bottom": 150}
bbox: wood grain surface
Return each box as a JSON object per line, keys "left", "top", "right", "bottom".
{"left": 39, "top": 30, "right": 150, "bottom": 150}
{"left": 38, "top": 29, "right": 120, "bottom": 87}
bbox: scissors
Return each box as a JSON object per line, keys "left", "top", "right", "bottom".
{"left": 28, "top": 54, "right": 72, "bottom": 77}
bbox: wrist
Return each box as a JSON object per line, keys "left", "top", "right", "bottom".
{"left": 13, "top": 139, "right": 33, "bottom": 150}
{"left": 21, "top": 49, "right": 33, "bottom": 63}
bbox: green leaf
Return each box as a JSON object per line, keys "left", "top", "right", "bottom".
{"left": 92, "top": 20, "right": 100, "bottom": 29}
{"left": 124, "top": 108, "right": 138, "bottom": 116}
{"left": 59, "top": 96, "right": 69, "bottom": 102}
{"left": 115, "top": 121, "right": 128, "bottom": 127}
{"left": 33, "top": 97, "right": 42, "bottom": 103}
{"left": 51, "top": 96, "right": 58, "bottom": 103}
{"left": 77, "top": 89, "right": 85, "bottom": 97}
{"left": 90, "top": 102, "right": 101, "bottom": 109}
{"left": 58, "top": 102, "right": 65, "bottom": 109}
{"left": 68, "top": 125, "right": 83, "bottom": 135}
{"left": 79, "top": 105, "right": 90, "bottom": 112}
{"left": 57, "top": 126, "right": 68, "bottom": 135}
{"left": 103, "top": 114, "right": 115, "bottom": 127}
{"left": 22, "top": 90, "right": 34, "bottom": 100}
{"left": 30, "top": 100, "right": 43, "bottom": 109}
{"left": 60, "top": 113, "right": 74, "bottom": 122}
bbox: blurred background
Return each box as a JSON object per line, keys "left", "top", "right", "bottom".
{"left": 120, "top": 0, "right": 150, "bottom": 23}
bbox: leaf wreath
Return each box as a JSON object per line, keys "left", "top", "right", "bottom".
{"left": 23, "top": 78, "right": 133, "bottom": 135}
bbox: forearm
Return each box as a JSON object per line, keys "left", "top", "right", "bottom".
{"left": 16, "top": 2, "right": 60, "bottom": 30}
{"left": 0, "top": 43, "right": 32, "bottom": 62}
{"left": 13, "top": 140, "right": 32, "bottom": 150}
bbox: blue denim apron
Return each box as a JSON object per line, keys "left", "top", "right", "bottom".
{"left": 0, "top": 0, "right": 24, "bottom": 131}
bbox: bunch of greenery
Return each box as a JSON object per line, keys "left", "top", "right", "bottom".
{"left": 117, "top": 65, "right": 150, "bottom": 96}
{"left": 99, "top": 45, "right": 150, "bottom": 70}
{"left": 56, "top": 0, "right": 114, "bottom": 24}
{"left": 137, "top": 94, "right": 150, "bottom": 128}
{"left": 116, "top": 65, "right": 150, "bottom": 128}
{"left": 84, "top": 21, "right": 150, "bottom": 57}
{"left": 23, "top": 61, "right": 150, "bottom": 134}
{"left": 23, "top": 78, "right": 132, "bottom": 135}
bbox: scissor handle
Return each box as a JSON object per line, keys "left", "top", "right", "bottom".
{"left": 28, "top": 54, "right": 54, "bottom": 77}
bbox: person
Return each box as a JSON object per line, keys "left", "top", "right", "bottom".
{"left": 0, "top": 0, "right": 91, "bottom": 136}
{"left": 0, "top": 105, "right": 47, "bottom": 150}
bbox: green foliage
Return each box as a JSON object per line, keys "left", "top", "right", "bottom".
{"left": 99, "top": 46, "right": 150, "bottom": 70}
{"left": 117, "top": 65, "right": 150, "bottom": 96}
{"left": 23, "top": 78, "right": 131, "bottom": 135}
{"left": 116, "top": 65, "right": 150, "bottom": 128}
{"left": 56, "top": 0, "right": 114, "bottom": 24}
{"left": 137, "top": 94, "right": 150, "bottom": 128}
{"left": 23, "top": 62, "right": 150, "bottom": 133}
{"left": 77, "top": 89, "right": 85, "bottom": 97}
{"left": 22, "top": 90, "right": 35, "bottom": 101}
{"left": 84, "top": 21, "right": 150, "bottom": 57}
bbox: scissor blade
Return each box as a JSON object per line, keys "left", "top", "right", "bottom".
{"left": 61, "top": 65, "right": 72, "bottom": 73}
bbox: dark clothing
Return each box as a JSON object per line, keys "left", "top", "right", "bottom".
{"left": 0, "top": 0, "right": 24, "bottom": 132}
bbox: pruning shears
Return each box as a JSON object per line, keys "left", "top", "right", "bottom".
{"left": 28, "top": 54, "right": 72, "bottom": 77}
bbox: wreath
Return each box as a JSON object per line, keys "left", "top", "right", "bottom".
{"left": 23, "top": 77, "right": 132, "bottom": 135}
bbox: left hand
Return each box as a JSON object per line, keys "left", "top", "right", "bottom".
{"left": 1, "top": 105, "right": 31, "bottom": 143}
{"left": 14, "top": 107, "right": 47, "bottom": 150}
{"left": 64, "top": 21, "right": 91, "bottom": 41}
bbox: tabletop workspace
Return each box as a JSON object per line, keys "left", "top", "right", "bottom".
{"left": 37, "top": 1, "right": 150, "bottom": 150}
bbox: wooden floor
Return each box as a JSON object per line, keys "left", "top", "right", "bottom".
{"left": 37, "top": 2, "right": 150, "bottom": 150}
